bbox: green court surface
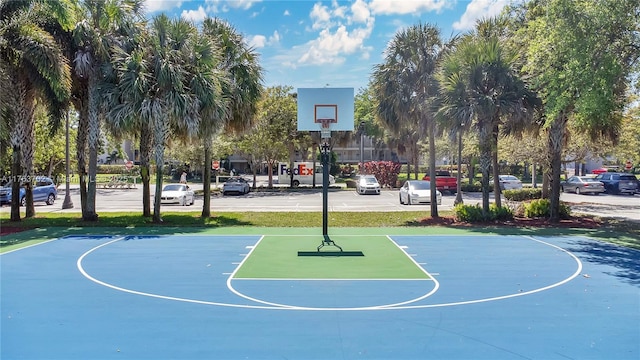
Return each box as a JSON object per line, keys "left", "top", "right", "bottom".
{"left": 233, "top": 235, "right": 430, "bottom": 279}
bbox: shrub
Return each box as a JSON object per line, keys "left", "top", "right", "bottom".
{"left": 361, "top": 161, "right": 402, "bottom": 188}
{"left": 490, "top": 204, "right": 514, "bottom": 221}
{"left": 523, "top": 199, "right": 571, "bottom": 219}
{"left": 503, "top": 188, "right": 542, "bottom": 201}
{"left": 454, "top": 203, "right": 485, "bottom": 222}
{"left": 454, "top": 203, "right": 513, "bottom": 222}
{"left": 461, "top": 183, "right": 482, "bottom": 192}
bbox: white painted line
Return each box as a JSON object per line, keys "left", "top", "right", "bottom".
{"left": 399, "top": 245, "right": 408, "bottom": 249}
{"left": 75, "top": 234, "right": 584, "bottom": 312}
{"left": 1, "top": 237, "right": 59, "bottom": 255}
{"left": 233, "top": 278, "right": 433, "bottom": 281}
{"left": 245, "top": 246, "right": 254, "bottom": 249}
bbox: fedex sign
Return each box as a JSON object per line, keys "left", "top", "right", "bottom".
{"left": 279, "top": 163, "right": 314, "bottom": 176}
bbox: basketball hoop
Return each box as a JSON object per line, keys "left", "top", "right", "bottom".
{"left": 318, "top": 118, "right": 333, "bottom": 139}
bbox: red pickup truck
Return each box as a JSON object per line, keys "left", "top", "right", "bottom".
{"left": 423, "top": 170, "right": 458, "bottom": 193}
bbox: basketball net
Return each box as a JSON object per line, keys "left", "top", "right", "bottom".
{"left": 318, "top": 118, "right": 332, "bottom": 139}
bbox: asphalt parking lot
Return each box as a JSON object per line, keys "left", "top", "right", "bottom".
{"left": 1, "top": 176, "right": 638, "bottom": 221}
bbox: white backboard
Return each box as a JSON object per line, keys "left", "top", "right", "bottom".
{"left": 297, "top": 88, "right": 354, "bottom": 131}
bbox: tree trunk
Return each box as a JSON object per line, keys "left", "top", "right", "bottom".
{"left": 547, "top": 113, "right": 568, "bottom": 221}
{"left": 22, "top": 98, "right": 36, "bottom": 218}
{"left": 152, "top": 117, "right": 168, "bottom": 223}
{"left": 10, "top": 145, "right": 21, "bottom": 222}
{"left": 478, "top": 124, "right": 492, "bottom": 218}
{"left": 454, "top": 129, "right": 463, "bottom": 205}
{"left": 413, "top": 146, "right": 419, "bottom": 181}
{"left": 428, "top": 123, "right": 438, "bottom": 218}
{"left": 74, "top": 97, "right": 89, "bottom": 219}
{"left": 84, "top": 77, "right": 99, "bottom": 221}
{"left": 201, "top": 138, "right": 212, "bottom": 218}
{"left": 491, "top": 125, "right": 501, "bottom": 208}
{"left": 139, "top": 121, "right": 152, "bottom": 217}
{"left": 9, "top": 79, "right": 27, "bottom": 221}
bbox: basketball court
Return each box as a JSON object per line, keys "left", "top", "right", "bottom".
{"left": 2, "top": 229, "right": 638, "bottom": 359}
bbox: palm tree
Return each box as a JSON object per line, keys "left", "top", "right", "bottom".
{"left": 437, "top": 29, "right": 537, "bottom": 217}
{"left": 145, "top": 15, "right": 211, "bottom": 223}
{"left": 71, "top": 0, "right": 144, "bottom": 221}
{"left": 0, "top": 0, "right": 74, "bottom": 221}
{"left": 372, "top": 23, "right": 443, "bottom": 217}
{"left": 200, "top": 18, "right": 263, "bottom": 217}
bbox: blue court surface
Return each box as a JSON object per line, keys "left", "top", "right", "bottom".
{"left": 1, "top": 233, "right": 638, "bottom": 359}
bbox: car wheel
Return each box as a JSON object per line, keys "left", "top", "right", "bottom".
{"left": 292, "top": 180, "right": 300, "bottom": 188}
{"left": 560, "top": 186, "right": 565, "bottom": 192}
{"left": 191, "top": 196, "right": 195, "bottom": 205}
{"left": 20, "top": 196, "right": 26, "bottom": 206}
{"left": 181, "top": 196, "right": 186, "bottom": 206}
{"left": 575, "top": 187, "right": 581, "bottom": 195}
{"left": 46, "top": 194, "right": 55, "bottom": 205}
{"left": 399, "top": 194, "right": 403, "bottom": 204}
{"left": 408, "top": 197, "right": 413, "bottom": 205}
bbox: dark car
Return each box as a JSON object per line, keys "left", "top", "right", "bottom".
{"left": 0, "top": 176, "right": 57, "bottom": 205}
{"left": 561, "top": 176, "right": 605, "bottom": 195}
{"left": 594, "top": 172, "right": 639, "bottom": 195}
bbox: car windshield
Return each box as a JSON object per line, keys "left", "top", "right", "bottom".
{"left": 163, "top": 184, "right": 185, "bottom": 191}
{"left": 501, "top": 176, "right": 517, "bottom": 181}
{"left": 228, "top": 177, "right": 244, "bottom": 183}
{"left": 363, "top": 177, "right": 378, "bottom": 184}
{"left": 411, "top": 181, "right": 431, "bottom": 190}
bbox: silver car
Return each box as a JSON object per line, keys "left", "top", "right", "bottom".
{"left": 561, "top": 176, "right": 605, "bottom": 195}
{"left": 399, "top": 180, "right": 442, "bottom": 205}
{"left": 491, "top": 175, "right": 523, "bottom": 190}
{"left": 222, "top": 176, "right": 250, "bottom": 195}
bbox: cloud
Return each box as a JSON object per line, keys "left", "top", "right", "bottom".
{"left": 310, "top": 3, "right": 333, "bottom": 30}
{"left": 453, "top": 0, "right": 510, "bottom": 31}
{"left": 350, "top": 0, "right": 370, "bottom": 24}
{"left": 368, "top": 0, "right": 448, "bottom": 15}
{"left": 205, "top": 0, "right": 262, "bottom": 13}
{"left": 144, "top": 0, "right": 183, "bottom": 13}
{"left": 248, "top": 30, "right": 280, "bottom": 49}
{"left": 298, "top": 0, "right": 375, "bottom": 66}
{"left": 299, "top": 24, "right": 374, "bottom": 65}
{"left": 181, "top": 6, "right": 207, "bottom": 22}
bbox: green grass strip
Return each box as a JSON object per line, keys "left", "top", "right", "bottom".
{"left": 233, "top": 235, "right": 429, "bottom": 279}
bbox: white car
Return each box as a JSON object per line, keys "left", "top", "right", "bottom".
{"left": 492, "top": 175, "right": 523, "bottom": 190}
{"left": 222, "top": 176, "right": 250, "bottom": 195}
{"left": 399, "top": 180, "right": 442, "bottom": 205}
{"left": 356, "top": 175, "right": 381, "bottom": 195}
{"left": 160, "top": 184, "right": 195, "bottom": 206}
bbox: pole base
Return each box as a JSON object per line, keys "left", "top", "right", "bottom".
{"left": 297, "top": 235, "right": 364, "bottom": 256}
{"left": 297, "top": 250, "right": 364, "bottom": 257}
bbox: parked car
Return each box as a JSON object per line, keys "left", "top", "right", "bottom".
{"left": 490, "top": 175, "right": 523, "bottom": 190}
{"left": 0, "top": 176, "right": 57, "bottom": 206}
{"left": 594, "top": 173, "right": 639, "bottom": 195}
{"left": 561, "top": 176, "right": 605, "bottom": 195}
{"left": 222, "top": 176, "right": 250, "bottom": 195}
{"left": 422, "top": 170, "right": 457, "bottom": 193}
{"left": 356, "top": 175, "right": 381, "bottom": 195}
{"left": 399, "top": 180, "right": 442, "bottom": 205}
{"left": 160, "top": 184, "right": 195, "bottom": 205}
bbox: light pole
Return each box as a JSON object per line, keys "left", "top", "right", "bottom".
{"left": 62, "top": 110, "right": 73, "bottom": 209}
